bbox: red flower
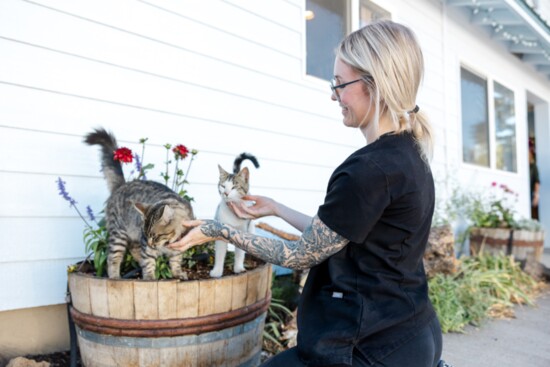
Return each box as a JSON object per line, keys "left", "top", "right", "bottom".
{"left": 491, "top": 182, "right": 497, "bottom": 187}
{"left": 113, "top": 147, "right": 133, "bottom": 163}
{"left": 172, "top": 144, "right": 189, "bottom": 159}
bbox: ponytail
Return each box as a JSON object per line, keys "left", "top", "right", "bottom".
{"left": 410, "top": 111, "right": 433, "bottom": 162}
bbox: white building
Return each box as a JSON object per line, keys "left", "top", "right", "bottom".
{"left": 1, "top": 0, "right": 549, "bottom": 359}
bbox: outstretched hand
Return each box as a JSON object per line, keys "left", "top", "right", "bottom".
{"left": 228, "top": 195, "right": 277, "bottom": 219}
{"left": 167, "top": 219, "right": 226, "bottom": 252}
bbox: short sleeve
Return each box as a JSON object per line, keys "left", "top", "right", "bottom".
{"left": 317, "top": 158, "right": 390, "bottom": 244}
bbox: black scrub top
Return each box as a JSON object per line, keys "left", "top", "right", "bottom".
{"left": 298, "top": 132, "right": 436, "bottom": 366}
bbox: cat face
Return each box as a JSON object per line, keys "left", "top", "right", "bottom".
{"left": 218, "top": 165, "right": 249, "bottom": 202}
{"left": 134, "top": 202, "right": 188, "bottom": 248}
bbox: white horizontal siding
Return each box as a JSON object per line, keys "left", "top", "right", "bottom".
{"left": 223, "top": 0, "right": 303, "bottom": 32}
{"left": 1, "top": 218, "right": 88, "bottom": 262}
{"left": 0, "top": 0, "right": 359, "bottom": 312}
{"left": 0, "top": 259, "right": 81, "bottom": 312}
{"left": 2, "top": 0, "right": 550, "bottom": 313}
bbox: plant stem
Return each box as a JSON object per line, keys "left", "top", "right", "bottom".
{"left": 172, "top": 158, "right": 179, "bottom": 191}
{"left": 182, "top": 154, "right": 196, "bottom": 188}
{"left": 164, "top": 145, "right": 170, "bottom": 185}
{"left": 139, "top": 141, "right": 146, "bottom": 179}
{"left": 72, "top": 205, "right": 94, "bottom": 231}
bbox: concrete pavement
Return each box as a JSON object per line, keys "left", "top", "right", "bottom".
{"left": 440, "top": 249, "right": 550, "bottom": 367}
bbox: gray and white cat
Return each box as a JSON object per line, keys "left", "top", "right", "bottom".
{"left": 85, "top": 128, "right": 195, "bottom": 280}
{"left": 210, "top": 153, "right": 260, "bottom": 278}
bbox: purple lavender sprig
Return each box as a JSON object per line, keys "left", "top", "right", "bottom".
{"left": 134, "top": 153, "right": 142, "bottom": 174}
{"left": 56, "top": 177, "right": 93, "bottom": 229}
{"left": 134, "top": 153, "right": 147, "bottom": 180}
{"left": 57, "top": 177, "right": 77, "bottom": 206}
{"left": 86, "top": 205, "right": 96, "bottom": 222}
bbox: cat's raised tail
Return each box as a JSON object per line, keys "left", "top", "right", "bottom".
{"left": 84, "top": 128, "right": 126, "bottom": 193}
{"left": 233, "top": 152, "right": 260, "bottom": 174}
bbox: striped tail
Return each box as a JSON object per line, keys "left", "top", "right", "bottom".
{"left": 84, "top": 128, "right": 126, "bottom": 193}
{"left": 233, "top": 152, "right": 260, "bottom": 173}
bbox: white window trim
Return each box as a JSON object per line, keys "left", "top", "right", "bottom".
{"left": 459, "top": 64, "right": 520, "bottom": 176}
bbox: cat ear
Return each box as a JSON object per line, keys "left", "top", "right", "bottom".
{"left": 134, "top": 202, "right": 149, "bottom": 218}
{"left": 239, "top": 166, "right": 250, "bottom": 181}
{"left": 161, "top": 205, "right": 175, "bottom": 223}
{"left": 218, "top": 164, "right": 229, "bottom": 180}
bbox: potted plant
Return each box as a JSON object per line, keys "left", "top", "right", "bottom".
{"left": 58, "top": 136, "right": 271, "bottom": 367}
{"left": 463, "top": 183, "right": 544, "bottom": 272}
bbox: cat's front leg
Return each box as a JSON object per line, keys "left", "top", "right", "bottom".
{"left": 168, "top": 253, "right": 187, "bottom": 280}
{"left": 107, "top": 232, "right": 128, "bottom": 279}
{"left": 210, "top": 240, "right": 228, "bottom": 278}
{"left": 140, "top": 245, "right": 158, "bottom": 280}
{"left": 233, "top": 247, "right": 246, "bottom": 274}
{"left": 233, "top": 220, "right": 254, "bottom": 274}
{"left": 107, "top": 251, "right": 122, "bottom": 279}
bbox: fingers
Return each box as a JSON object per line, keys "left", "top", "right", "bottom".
{"left": 167, "top": 241, "right": 192, "bottom": 252}
{"left": 228, "top": 202, "right": 254, "bottom": 219}
{"left": 182, "top": 219, "right": 204, "bottom": 227}
{"left": 167, "top": 220, "right": 208, "bottom": 251}
{"left": 167, "top": 227, "right": 203, "bottom": 251}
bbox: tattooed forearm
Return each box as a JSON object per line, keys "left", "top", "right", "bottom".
{"left": 200, "top": 216, "right": 349, "bottom": 270}
{"left": 200, "top": 220, "right": 230, "bottom": 239}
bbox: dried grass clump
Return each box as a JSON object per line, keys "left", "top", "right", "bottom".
{"left": 429, "top": 253, "right": 545, "bottom": 333}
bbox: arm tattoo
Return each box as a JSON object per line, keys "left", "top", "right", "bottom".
{"left": 200, "top": 216, "right": 349, "bottom": 270}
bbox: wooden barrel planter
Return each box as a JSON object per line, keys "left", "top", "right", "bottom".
{"left": 469, "top": 227, "right": 544, "bottom": 263}
{"left": 68, "top": 263, "right": 272, "bottom": 367}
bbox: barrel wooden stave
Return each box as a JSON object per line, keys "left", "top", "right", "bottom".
{"left": 469, "top": 227, "right": 544, "bottom": 262}
{"left": 69, "top": 263, "right": 271, "bottom": 367}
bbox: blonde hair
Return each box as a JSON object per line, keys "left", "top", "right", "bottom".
{"left": 336, "top": 20, "right": 433, "bottom": 162}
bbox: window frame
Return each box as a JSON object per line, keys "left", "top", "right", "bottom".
{"left": 459, "top": 64, "right": 519, "bottom": 175}
{"left": 493, "top": 79, "right": 518, "bottom": 173}
{"left": 304, "top": 0, "right": 352, "bottom": 83}
{"left": 302, "top": 0, "right": 391, "bottom": 85}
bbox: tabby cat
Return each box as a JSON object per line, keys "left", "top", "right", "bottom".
{"left": 210, "top": 153, "right": 260, "bottom": 278}
{"left": 85, "top": 128, "right": 195, "bottom": 280}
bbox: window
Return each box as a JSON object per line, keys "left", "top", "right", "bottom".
{"left": 305, "top": 0, "right": 390, "bottom": 81}
{"left": 360, "top": 0, "right": 391, "bottom": 27}
{"left": 306, "top": 0, "right": 349, "bottom": 81}
{"left": 461, "top": 68, "right": 490, "bottom": 167}
{"left": 494, "top": 81, "right": 517, "bottom": 172}
{"left": 460, "top": 67, "right": 518, "bottom": 172}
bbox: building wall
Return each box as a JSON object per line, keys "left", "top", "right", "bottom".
{"left": 0, "top": 0, "right": 549, "bottom": 358}
{"left": 0, "top": 304, "right": 69, "bottom": 363}
{"left": 441, "top": 1, "right": 550, "bottom": 232}
{"left": 0, "top": 0, "right": 363, "bottom": 316}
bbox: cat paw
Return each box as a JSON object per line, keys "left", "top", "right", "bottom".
{"left": 233, "top": 266, "right": 246, "bottom": 274}
{"left": 142, "top": 273, "right": 156, "bottom": 280}
{"left": 177, "top": 271, "right": 189, "bottom": 281}
{"left": 210, "top": 268, "right": 223, "bottom": 278}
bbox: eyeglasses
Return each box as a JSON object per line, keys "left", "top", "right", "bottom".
{"left": 330, "top": 78, "right": 363, "bottom": 101}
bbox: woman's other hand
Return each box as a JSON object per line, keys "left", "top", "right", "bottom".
{"left": 228, "top": 195, "right": 278, "bottom": 219}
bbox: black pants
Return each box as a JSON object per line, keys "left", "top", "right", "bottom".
{"left": 261, "top": 317, "right": 443, "bottom": 367}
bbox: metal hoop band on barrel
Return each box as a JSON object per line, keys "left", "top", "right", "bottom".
{"left": 70, "top": 293, "right": 271, "bottom": 338}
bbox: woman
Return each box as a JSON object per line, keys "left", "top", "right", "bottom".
{"left": 170, "top": 20, "right": 444, "bottom": 367}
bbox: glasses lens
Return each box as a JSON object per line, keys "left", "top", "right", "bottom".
{"left": 330, "top": 79, "right": 339, "bottom": 100}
